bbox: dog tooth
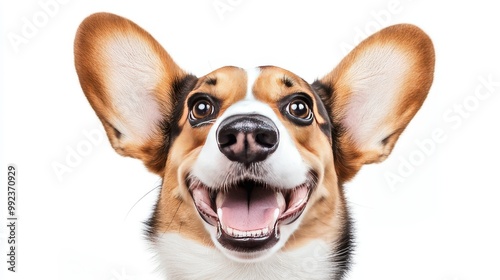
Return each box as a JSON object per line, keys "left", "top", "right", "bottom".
{"left": 262, "top": 227, "right": 269, "bottom": 236}
{"left": 267, "top": 209, "right": 281, "bottom": 230}
{"left": 250, "top": 230, "right": 259, "bottom": 237}
{"left": 216, "top": 191, "right": 225, "bottom": 207}
{"left": 217, "top": 208, "right": 223, "bottom": 220}
{"left": 227, "top": 226, "right": 234, "bottom": 236}
{"left": 276, "top": 192, "right": 286, "bottom": 212}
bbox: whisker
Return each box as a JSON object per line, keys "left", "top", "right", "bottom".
{"left": 125, "top": 182, "right": 162, "bottom": 221}
{"left": 163, "top": 200, "right": 183, "bottom": 235}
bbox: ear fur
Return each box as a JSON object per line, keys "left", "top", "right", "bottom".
{"left": 74, "top": 13, "right": 196, "bottom": 173}
{"left": 313, "top": 24, "right": 435, "bottom": 182}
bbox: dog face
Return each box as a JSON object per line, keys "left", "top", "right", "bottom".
{"left": 178, "top": 66, "right": 338, "bottom": 261}
{"left": 75, "top": 12, "right": 434, "bottom": 275}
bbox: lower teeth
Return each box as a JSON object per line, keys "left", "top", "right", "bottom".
{"left": 217, "top": 222, "right": 276, "bottom": 239}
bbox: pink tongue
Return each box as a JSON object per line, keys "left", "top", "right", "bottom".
{"left": 217, "top": 187, "right": 282, "bottom": 231}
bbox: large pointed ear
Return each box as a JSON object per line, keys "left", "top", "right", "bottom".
{"left": 74, "top": 13, "right": 197, "bottom": 174}
{"left": 313, "top": 24, "right": 435, "bottom": 182}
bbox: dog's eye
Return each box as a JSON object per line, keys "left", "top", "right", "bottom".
{"left": 288, "top": 99, "right": 311, "bottom": 119}
{"left": 285, "top": 97, "right": 313, "bottom": 125}
{"left": 191, "top": 99, "right": 214, "bottom": 120}
{"left": 187, "top": 94, "right": 220, "bottom": 127}
{"left": 187, "top": 93, "right": 220, "bottom": 127}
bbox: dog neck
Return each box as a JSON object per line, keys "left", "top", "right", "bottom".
{"left": 155, "top": 233, "right": 346, "bottom": 280}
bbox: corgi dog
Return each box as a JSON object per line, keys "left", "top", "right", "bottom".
{"left": 74, "top": 13, "right": 434, "bottom": 280}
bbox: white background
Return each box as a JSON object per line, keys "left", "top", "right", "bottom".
{"left": 1, "top": 1, "right": 499, "bottom": 279}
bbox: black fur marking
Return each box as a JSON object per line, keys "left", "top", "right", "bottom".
{"left": 319, "top": 123, "right": 331, "bottom": 137}
{"left": 312, "top": 80, "right": 338, "bottom": 142}
{"left": 206, "top": 77, "right": 217, "bottom": 86}
{"left": 144, "top": 74, "right": 197, "bottom": 237}
{"left": 167, "top": 74, "right": 199, "bottom": 141}
{"left": 145, "top": 74, "right": 198, "bottom": 174}
{"left": 282, "top": 76, "right": 294, "bottom": 87}
{"left": 307, "top": 82, "right": 333, "bottom": 139}
{"left": 312, "top": 79, "right": 358, "bottom": 183}
{"left": 144, "top": 186, "right": 162, "bottom": 241}
{"left": 331, "top": 189, "right": 354, "bottom": 280}
{"left": 310, "top": 80, "right": 333, "bottom": 122}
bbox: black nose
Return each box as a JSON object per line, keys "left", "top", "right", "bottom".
{"left": 217, "top": 114, "right": 279, "bottom": 164}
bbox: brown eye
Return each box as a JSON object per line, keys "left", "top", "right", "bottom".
{"left": 287, "top": 99, "right": 312, "bottom": 120}
{"left": 281, "top": 93, "right": 314, "bottom": 126}
{"left": 188, "top": 94, "right": 220, "bottom": 127}
{"left": 191, "top": 99, "right": 214, "bottom": 120}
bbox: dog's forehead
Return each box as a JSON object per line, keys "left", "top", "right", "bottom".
{"left": 194, "top": 66, "right": 311, "bottom": 101}
{"left": 252, "top": 66, "right": 313, "bottom": 102}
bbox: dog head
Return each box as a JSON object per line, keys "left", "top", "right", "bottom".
{"left": 75, "top": 13, "right": 434, "bottom": 264}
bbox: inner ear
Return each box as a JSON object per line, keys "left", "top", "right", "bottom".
{"left": 315, "top": 24, "right": 435, "bottom": 182}
{"left": 74, "top": 12, "right": 197, "bottom": 174}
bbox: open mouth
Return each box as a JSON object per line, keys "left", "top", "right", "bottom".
{"left": 189, "top": 177, "right": 312, "bottom": 252}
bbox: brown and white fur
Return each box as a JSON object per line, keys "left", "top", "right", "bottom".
{"left": 74, "top": 13, "right": 434, "bottom": 280}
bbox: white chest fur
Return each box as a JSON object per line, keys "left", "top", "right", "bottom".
{"left": 156, "top": 233, "right": 336, "bottom": 280}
